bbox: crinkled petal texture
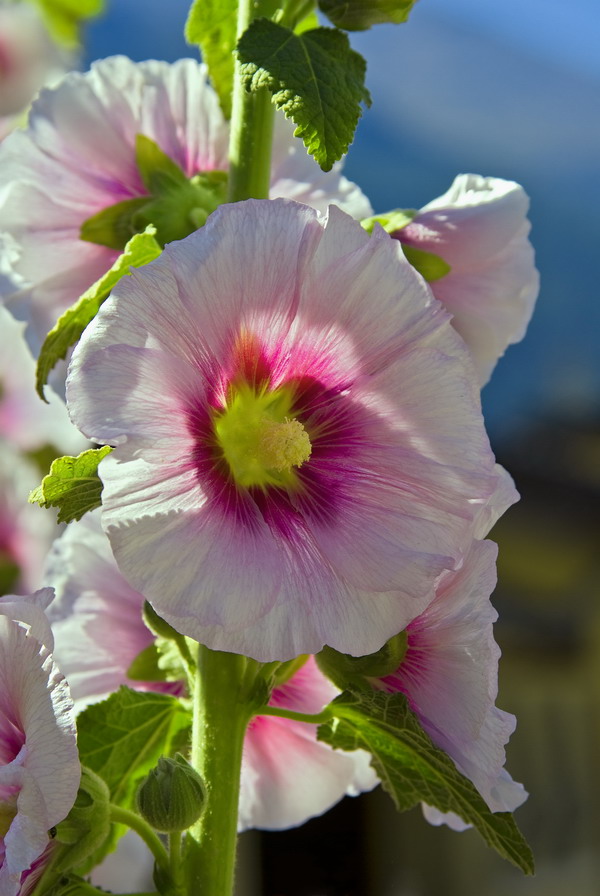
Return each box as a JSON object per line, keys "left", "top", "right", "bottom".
{"left": 0, "top": 55, "right": 370, "bottom": 352}
{"left": 67, "top": 198, "right": 501, "bottom": 662}
{"left": 240, "top": 657, "right": 377, "bottom": 830}
{"left": 377, "top": 539, "right": 527, "bottom": 829}
{"left": 397, "top": 174, "right": 539, "bottom": 385}
{"left": 0, "top": 590, "right": 79, "bottom": 896}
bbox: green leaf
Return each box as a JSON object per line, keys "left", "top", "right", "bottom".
{"left": 361, "top": 208, "right": 417, "bottom": 234}
{"left": 318, "top": 690, "right": 534, "bottom": 875}
{"left": 32, "top": 0, "right": 104, "bottom": 47}
{"left": 185, "top": 0, "right": 238, "bottom": 119}
{"left": 36, "top": 226, "right": 161, "bottom": 399}
{"left": 318, "top": 0, "right": 418, "bottom": 31}
{"left": 238, "top": 21, "right": 371, "bottom": 171}
{"left": 77, "top": 687, "right": 191, "bottom": 809}
{"left": 28, "top": 446, "right": 113, "bottom": 523}
{"left": 79, "top": 197, "right": 152, "bottom": 250}
{"left": 127, "top": 639, "right": 186, "bottom": 684}
{"left": 401, "top": 244, "right": 451, "bottom": 282}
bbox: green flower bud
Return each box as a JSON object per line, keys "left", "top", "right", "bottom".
{"left": 317, "top": 632, "right": 408, "bottom": 690}
{"left": 136, "top": 754, "right": 206, "bottom": 833}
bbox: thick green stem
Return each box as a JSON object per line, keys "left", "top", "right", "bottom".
{"left": 188, "top": 646, "right": 254, "bottom": 896}
{"left": 227, "top": 0, "right": 275, "bottom": 202}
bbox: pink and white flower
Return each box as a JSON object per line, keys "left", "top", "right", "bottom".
{"left": 0, "top": 441, "right": 57, "bottom": 596}
{"left": 0, "top": 308, "right": 87, "bottom": 453}
{"left": 0, "top": 55, "right": 371, "bottom": 352}
{"left": 393, "top": 174, "right": 539, "bottom": 384}
{"left": 67, "top": 198, "right": 503, "bottom": 662}
{"left": 372, "top": 537, "right": 527, "bottom": 829}
{"left": 0, "top": 588, "right": 79, "bottom": 896}
{"left": 45, "top": 512, "right": 377, "bottom": 829}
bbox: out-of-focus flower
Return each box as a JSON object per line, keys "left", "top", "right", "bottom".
{"left": 391, "top": 174, "right": 539, "bottom": 384}
{"left": 0, "top": 55, "right": 371, "bottom": 352}
{"left": 0, "top": 441, "right": 57, "bottom": 595}
{"left": 45, "top": 511, "right": 376, "bottom": 830}
{"left": 0, "top": 2, "right": 69, "bottom": 141}
{"left": 66, "top": 198, "right": 502, "bottom": 662}
{"left": 0, "top": 307, "right": 86, "bottom": 453}
{"left": 241, "top": 656, "right": 377, "bottom": 830}
{"left": 372, "top": 538, "right": 527, "bottom": 829}
{"left": 0, "top": 588, "right": 79, "bottom": 896}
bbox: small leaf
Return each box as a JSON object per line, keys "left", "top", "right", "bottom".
{"left": 318, "top": 689, "right": 534, "bottom": 875}
{"left": 361, "top": 208, "right": 417, "bottom": 234}
{"left": 185, "top": 0, "right": 238, "bottom": 119}
{"left": 77, "top": 687, "right": 191, "bottom": 808}
{"left": 401, "top": 244, "right": 451, "bottom": 282}
{"left": 127, "top": 639, "right": 185, "bottom": 684}
{"left": 32, "top": 0, "right": 103, "bottom": 47}
{"left": 36, "top": 227, "right": 161, "bottom": 399}
{"left": 319, "top": 0, "right": 418, "bottom": 31}
{"left": 28, "top": 446, "right": 113, "bottom": 523}
{"left": 238, "top": 21, "right": 371, "bottom": 171}
{"left": 80, "top": 197, "right": 151, "bottom": 250}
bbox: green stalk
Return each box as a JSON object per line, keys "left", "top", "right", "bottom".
{"left": 188, "top": 645, "right": 255, "bottom": 896}
{"left": 109, "top": 804, "right": 170, "bottom": 873}
{"left": 227, "top": 0, "right": 275, "bottom": 202}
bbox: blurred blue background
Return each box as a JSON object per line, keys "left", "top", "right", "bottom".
{"left": 84, "top": 0, "right": 600, "bottom": 444}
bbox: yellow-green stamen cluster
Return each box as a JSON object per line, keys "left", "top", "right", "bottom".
{"left": 214, "top": 383, "right": 311, "bottom": 489}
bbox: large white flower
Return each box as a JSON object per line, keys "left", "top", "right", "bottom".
{"left": 66, "top": 198, "right": 503, "bottom": 661}
{"left": 393, "top": 174, "right": 539, "bottom": 384}
{"left": 0, "top": 55, "right": 371, "bottom": 352}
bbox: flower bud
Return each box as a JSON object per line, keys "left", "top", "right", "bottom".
{"left": 136, "top": 754, "right": 206, "bottom": 833}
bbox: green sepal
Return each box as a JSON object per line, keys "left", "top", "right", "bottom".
{"left": 36, "top": 226, "right": 162, "bottom": 399}
{"left": 238, "top": 21, "right": 371, "bottom": 171}
{"left": 318, "top": 0, "right": 418, "bottom": 31}
{"left": 318, "top": 689, "right": 535, "bottom": 875}
{"left": 28, "top": 446, "right": 113, "bottom": 524}
{"left": 361, "top": 208, "right": 417, "bottom": 234}
{"left": 317, "top": 633, "right": 407, "bottom": 690}
{"left": 0, "top": 550, "right": 20, "bottom": 596}
{"left": 127, "top": 638, "right": 186, "bottom": 684}
{"left": 52, "top": 767, "right": 111, "bottom": 872}
{"left": 401, "top": 244, "right": 451, "bottom": 282}
{"left": 185, "top": 0, "right": 238, "bottom": 119}
{"left": 79, "top": 197, "right": 151, "bottom": 251}
{"left": 79, "top": 136, "right": 228, "bottom": 252}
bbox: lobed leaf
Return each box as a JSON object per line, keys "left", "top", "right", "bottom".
{"left": 28, "top": 445, "right": 113, "bottom": 523}
{"left": 318, "top": 689, "right": 534, "bottom": 874}
{"left": 319, "top": 0, "right": 419, "bottom": 31}
{"left": 36, "top": 226, "right": 161, "bottom": 399}
{"left": 185, "top": 0, "right": 238, "bottom": 119}
{"left": 32, "top": 0, "right": 103, "bottom": 47}
{"left": 238, "top": 20, "right": 371, "bottom": 171}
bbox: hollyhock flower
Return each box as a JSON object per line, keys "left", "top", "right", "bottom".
{"left": 0, "top": 441, "right": 57, "bottom": 595}
{"left": 371, "top": 537, "right": 527, "bottom": 829}
{"left": 0, "top": 308, "right": 86, "bottom": 453}
{"left": 0, "top": 588, "right": 79, "bottom": 896}
{"left": 0, "top": 54, "right": 371, "bottom": 352}
{"left": 392, "top": 174, "right": 539, "bottom": 384}
{"left": 67, "top": 198, "right": 503, "bottom": 661}
{"left": 45, "top": 511, "right": 377, "bottom": 829}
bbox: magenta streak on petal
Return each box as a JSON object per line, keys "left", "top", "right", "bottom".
{"left": 186, "top": 338, "right": 370, "bottom": 541}
{"left": 0, "top": 706, "right": 25, "bottom": 766}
